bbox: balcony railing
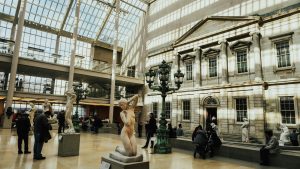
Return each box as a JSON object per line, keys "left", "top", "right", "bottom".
{"left": 0, "top": 40, "right": 144, "bottom": 80}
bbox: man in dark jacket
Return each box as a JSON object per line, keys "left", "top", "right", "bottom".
{"left": 142, "top": 113, "right": 157, "bottom": 148}
{"left": 33, "top": 111, "right": 52, "bottom": 160}
{"left": 16, "top": 112, "right": 31, "bottom": 154}
{"left": 57, "top": 110, "right": 65, "bottom": 133}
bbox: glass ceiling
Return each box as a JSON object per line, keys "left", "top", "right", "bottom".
{"left": 0, "top": 0, "right": 147, "bottom": 47}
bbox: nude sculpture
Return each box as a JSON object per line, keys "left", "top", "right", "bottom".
{"left": 42, "top": 99, "right": 52, "bottom": 113}
{"left": 115, "top": 94, "right": 139, "bottom": 157}
{"left": 28, "top": 102, "right": 37, "bottom": 126}
{"left": 64, "top": 90, "right": 76, "bottom": 133}
{"left": 241, "top": 118, "right": 249, "bottom": 143}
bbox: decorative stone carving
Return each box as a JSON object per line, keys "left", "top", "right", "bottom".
{"left": 64, "top": 90, "right": 76, "bottom": 133}
{"left": 279, "top": 124, "right": 290, "bottom": 146}
{"left": 241, "top": 118, "right": 249, "bottom": 143}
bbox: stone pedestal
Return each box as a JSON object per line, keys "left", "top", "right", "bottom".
{"left": 101, "top": 155, "right": 149, "bottom": 169}
{"left": 58, "top": 133, "right": 80, "bottom": 156}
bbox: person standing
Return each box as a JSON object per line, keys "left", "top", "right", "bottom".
{"left": 260, "top": 129, "right": 280, "bottom": 166}
{"left": 16, "top": 112, "right": 31, "bottom": 154}
{"left": 290, "top": 129, "right": 299, "bottom": 146}
{"left": 33, "top": 111, "right": 52, "bottom": 160}
{"left": 57, "top": 110, "right": 65, "bottom": 133}
{"left": 137, "top": 121, "right": 143, "bottom": 138}
{"left": 142, "top": 113, "right": 157, "bottom": 148}
{"left": 176, "top": 123, "right": 184, "bottom": 136}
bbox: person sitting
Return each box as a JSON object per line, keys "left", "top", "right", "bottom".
{"left": 193, "top": 125, "right": 208, "bottom": 159}
{"left": 290, "top": 129, "right": 299, "bottom": 146}
{"left": 260, "top": 129, "right": 280, "bottom": 166}
{"left": 176, "top": 123, "right": 184, "bottom": 136}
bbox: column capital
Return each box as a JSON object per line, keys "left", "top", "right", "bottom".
{"left": 193, "top": 47, "right": 201, "bottom": 51}
{"left": 249, "top": 31, "right": 261, "bottom": 37}
{"left": 218, "top": 39, "right": 227, "bottom": 45}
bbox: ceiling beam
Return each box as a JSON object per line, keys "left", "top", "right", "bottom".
{"left": 0, "top": 12, "right": 123, "bottom": 52}
{"left": 120, "top": 0, "right": 146, "bottom": 13}
{"left": 59, "top": 0, "right": 75, "bottom": 33}
{"left": 95, "top": 0, "right": 116, "bottom": 41}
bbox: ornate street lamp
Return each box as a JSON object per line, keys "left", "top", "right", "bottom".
{"left": 145, "top": 60, "right": 184, "bottom": 154}
{"left": 73, "top": 82, "right": 88, "bottom": 132}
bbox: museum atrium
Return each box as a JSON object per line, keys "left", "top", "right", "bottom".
{"left": 0, "top": 0, "right": 300, "bottom": 169}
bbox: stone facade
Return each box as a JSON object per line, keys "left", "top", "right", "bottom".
{"left": 144, "top": 7, "right": 300, "bottom": 142}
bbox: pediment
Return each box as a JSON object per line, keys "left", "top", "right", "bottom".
{"left": 203, "top": 48, "right": 220, "bottom": 56}
{"left": 175, "top": 16, "right": 259, "bottom": 46}
{"left": 230, "top": 40, "right": 252, "bottom": 49}
{"left": 181, "top": 54, "right": 195, "bottom": 61}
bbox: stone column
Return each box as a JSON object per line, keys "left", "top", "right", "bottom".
{"left": 109, "top": 0, "right": 120, "bottom": 124}
{"left": 250, "top": 32, "right": 263, "bottom": 82}
{"left": 67, "top": 0, "right": 81, "bottom": 90}
{"left": 219, "top": 40, "right": 228, "bottom": 85}
{"left": 194, "top": 47, "right": 201, "bottom": 87}
{"left": 4, "top": 0, "right": 28, "bottom": 129}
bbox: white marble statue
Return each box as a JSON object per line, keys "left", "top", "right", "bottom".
{"left": 115, "top": 94, "right": 139, "bottom": 157}
{"left": 28, "top": 102, "right": 36, "bottom": 126}
{"left": 42, "top": 99, "right": 52, "bottom": 113}
{"left": 64, "top": 90, "right": 76, "bottom": 133}
{"left": 279, "top": 124, "right": 290, "bottom": 145}
{"left": 241, "top": 118, "right": 249, "bottom": 143}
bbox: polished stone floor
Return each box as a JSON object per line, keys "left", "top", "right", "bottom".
{"left": 0, "top": 129, "right": 282, "bottom": 169}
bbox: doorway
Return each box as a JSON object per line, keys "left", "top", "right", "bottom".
{"left": 205, "top": 107, "right": 217, "bottom": 130}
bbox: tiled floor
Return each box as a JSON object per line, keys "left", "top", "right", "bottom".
{"left": 0, "top": 129, "right": 282, "bottom": 169}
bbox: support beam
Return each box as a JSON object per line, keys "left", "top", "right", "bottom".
{"left": 109, "top": 0, "right": 120, "bottom": 124}
{"left": 0, "top": 12, "right": 123, "bottom": 52}
{"left": 59, "top": 0, "right": 75, "bottom": 33}
{"left": 4, "top": 0, "right": 28, "bottom": 128}
{"left": 121, "top": 0, "right": 146, "bottom": 13}
{"left": 95, "top": 0, "right": 116, "bottom": 41}
{"left": 10, "top": 0, "right": 22, "bottom": 41}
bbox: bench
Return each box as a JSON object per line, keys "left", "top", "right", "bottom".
{"left": 170, "top": 138, "right": 300, "bottom": 169}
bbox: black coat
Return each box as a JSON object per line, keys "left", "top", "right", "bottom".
{"left": 147, "top": 118, "right": 157, "bottom": 135}
{"left": 34, "top": 114, "right": 51, "bottom": 142}
{"left": 16, "top": 116, "right": 31, "bottom": 135}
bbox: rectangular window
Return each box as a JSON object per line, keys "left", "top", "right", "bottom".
{"left": 165, "top": 102, "right": 171, "bottom": 119}
{"left": 209, "top": 58, "right": 217, "bottom": 77}
{"left": 152, "top": 102, "right": 158, "bottom": 119}
{"left": 236, "top": 50, "right": 248, "bottom": 73}
{"left": 276, "top": 41, "right": 291, "bottom": 68}
{"left": 186, "top": 62, "right": 193, "bottom": 80}
{"left": 127, "top": 66, "right": 135, "bottom": 77}
{"left": 236, "top": 98, "right": 247, "bottom": 122}
{"left": 280, "top": 96, "right": 296, "bottom": 124}
{"left": 183, "top": 100, "right": 190, "bottom": 120}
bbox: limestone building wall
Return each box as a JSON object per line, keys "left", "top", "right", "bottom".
{"left": 142, "top": 5, "right": 300, "bottom": 142}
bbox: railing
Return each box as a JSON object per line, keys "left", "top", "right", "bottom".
{"left": 0, "top": 40, "right": 145, "bottom": 80}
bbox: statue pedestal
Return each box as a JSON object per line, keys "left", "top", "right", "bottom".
{"left": 58, "top": 133, "right": 80, "bottom": 156}
{"left": 101, "top": 155, "right": 149, "bottom": 169}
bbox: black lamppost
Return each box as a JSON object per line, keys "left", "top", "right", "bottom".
{"left": 73, "top": 82, "right": 88, "bottom": 132}
{"left": 145, "top": 60, "right": 184, "bottom": 154}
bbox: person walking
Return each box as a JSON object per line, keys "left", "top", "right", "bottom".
{"left": 33, "top": 111, "right": 52, "bottom": 160}
{"left": 16, "top": 112, "right": 31, "bottom": 154}
{"left": 142, "top": 113, "right": 157, "bottom": 148}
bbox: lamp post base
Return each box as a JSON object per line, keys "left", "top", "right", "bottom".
{"left": 154, "top": 128, "right": 172, "bottom": 154}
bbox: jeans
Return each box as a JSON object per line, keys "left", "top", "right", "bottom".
{"left": 34, "top": 133, "right": 44, "bottom": 158}
{"left": 144, "top": 132, "right": 154, "bottom": 147}
{"left": 58, "top": 124, "right": 65, "bottom": 133}
{"left": 260, "top": 147, "right": 270, "bottom": 165}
